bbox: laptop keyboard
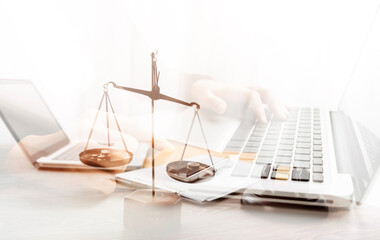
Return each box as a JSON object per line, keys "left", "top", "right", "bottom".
{"left": 225, "top": 107, "right": 324, "bottom": 182}
{"left": 55, "top": 143, "right": 85, "bottom": 160}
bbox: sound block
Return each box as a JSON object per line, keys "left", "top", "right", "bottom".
{"left": 124, "top": 189, "right": 182, "bottom": 239}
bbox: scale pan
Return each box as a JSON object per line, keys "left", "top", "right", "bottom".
{"left": 79, "top": 148, "right": 133, "bottom": 168}
{"left": 166, "top": 160, "right": 215, "bottom": 183}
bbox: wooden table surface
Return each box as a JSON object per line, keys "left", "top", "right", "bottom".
{"left": 1, "top": 144, "right": 380, "bottom": 240}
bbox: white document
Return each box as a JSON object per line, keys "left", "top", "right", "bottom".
{"left": 116, "top": 155, "right": 256, "bottom": 202}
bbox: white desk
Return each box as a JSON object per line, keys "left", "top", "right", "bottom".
{"left": 1, "top": 144, "right": 380, "bottom": 239}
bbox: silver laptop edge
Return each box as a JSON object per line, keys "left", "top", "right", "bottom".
{"left": 0, "top": 79, "right": 147, "bottom": 171}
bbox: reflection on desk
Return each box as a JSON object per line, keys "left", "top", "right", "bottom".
{"left": 0, "top": 144, "right": 380, "bottom": 239}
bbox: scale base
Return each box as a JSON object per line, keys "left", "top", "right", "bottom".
{"left": 124, "top": 189, "right": 182, "bottom": 239}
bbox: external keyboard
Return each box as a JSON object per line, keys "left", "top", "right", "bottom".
{"left": 225, "top": 107, "right": 324, "bottom": 182}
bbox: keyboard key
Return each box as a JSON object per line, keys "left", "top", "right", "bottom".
{"left": 299, "top": 124, "right": 312, "bottom": 129}
{"left": 296, "top": 143, "right": 311, "bottom": 149}
{"left": 267, "top": 129, "right": 281, "bottom": 135}
{"left": 313, "top": 152, "right": 323, "bottom": 158}
{"left": 264, "top": 140, "right": 278, "bottom": 145}
{"left": 256, "top": 157, "right": 273, "bottom": 164}
{"left": 252, "top": 128, "right": 266, "bottom": 133}
{"left": 270, "top": 171, "right": 276, "bottom": 179}
{"left": 280, "top": 140, "right": 294, "bottom": 145}
{"left": 239, "top": 152, "right": 257, "bottom": 160}
{"left": 243, "top": 147, "right": 259, "bottom": 153}
{"left": 283, "top": 126, "right": 296, "bottom": 131}
{"left": 252, "top": 132, "right": 265, "bottom": 137}
{"left": 276, "top": 171, "right": 290, "bottom": 180}
{"left": 256, "top": 123, "right": 268, "bottom": 128}
{"left": 298, "top": 133, "right": 311, "bottom": 138}
{"left": 292, "top": 168, "right": 310, "bottom": 181}
{"left": 293, "top": 161, "right": 310, "bottom": 168}
{"left": 294, "top": 155, "right": 310, "bottom": 161}
{"left": 277, "top": 150, "right": 293, "bottom": 157}
{"left": 248, "top": 137, "right": 262, "bottom": 142}
{"left": 313, "top": 157, "right": 323, "bottom": 165}
{"left": 313, "top": 134, "right": 321, "bottom": 140}
{"left": 231, "top": 160, "right": 253, "bottom": 177}
{"left": 281, "top": 134, "right": 295, "bottom": 140}
{"left": 275, "top": 157, "right": 292, "bottom": 164}
{"left": 273, "top": 164, "right": 291, "bottom": 171}
{"left": 266, "top": 135, "right": 280, "bottom": 140}
{"left": 295, "top": 148, "right": 311, "bottom": 155}
{"left": 253, "top": 126, "right": 267, "bottom": 131}
{"left": 313, "top": 173, "right": 324, "bottom": 182}
{"left": 269, "top": 126, "right": 282, "bottom": 131}
{"left": 271, "top": 171, "right": 289, "bottom": 180}
{"left": 261, "top": 145, "right": 276, "bottom": 151}
{"left": 261, "top": 164, "right": 271, "bottom": 178}
{"left": 313, "top": 145, "right": 322, "bottom": 151}
{"left": 251, "top": 164, "right": 271, "bottom": 179}
{"left": 313, "top": 165, "right": 323, "bottom": 173}
{"left": 298, "top": 128, "right": 311, "bottom": 133}
{"left": 224, "top": 146, "right": 242, "bottom": 154}
{"left": 246, "top": 141, "right": 261, "bottom": 147}
{"left": 278, "top": 145, "right": 293, "bottom": 151}
{"left": 313, "top": 140, "right": 322, "bottom": 145}
{"left": 259, "top": 151, "right": 275, "bottom": 157}
{"left": 283, "top": 130, "right": 296, "bottom": 135}
{"left": 297, "top": 138, "right": 311, "bottom": 143}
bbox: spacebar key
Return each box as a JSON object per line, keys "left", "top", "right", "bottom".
{"left": 231, "top": 161, "right": 253, "bottom": 177}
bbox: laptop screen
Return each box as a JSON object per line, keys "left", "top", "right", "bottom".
{"left": 340, "top": 6, "right": 380, "bottom": 139}
{"left": 0, "top": 80, "right": 69, "bottom": 162}
{"left": 338, "top": 5, "right": 380, "bottom": 202}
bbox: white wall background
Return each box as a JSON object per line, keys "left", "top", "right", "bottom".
{"left": 0, "top": 0, "right": 379, "bottom": 143}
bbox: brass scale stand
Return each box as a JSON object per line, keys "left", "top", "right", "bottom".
{"left": 79, "top": 51, "right": 216, "bottom": 196}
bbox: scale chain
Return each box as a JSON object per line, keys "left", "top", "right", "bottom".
{"left": 105, "top": 92, "right": 110, "bottom": 148}
{"left": 84, "top": 92, "right": 105, "bottom": 151}
{"left": 179, "top": 109, "right": 197, "bottom": 162}
{"left": 196, "top": 111, "right": 215, "bottom": 170}
{"left": 106, "top": 93, "right": 130, "bottom": 152}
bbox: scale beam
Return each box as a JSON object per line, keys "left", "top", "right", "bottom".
{"left": 105, "top": 82, "right": 200, "bottom": 109}
{"left": 99, "top": 52, "right": 214, "bottom": 196}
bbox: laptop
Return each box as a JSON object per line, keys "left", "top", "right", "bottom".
{"left": 116, "top": 5, "right": 380, "bottom": 207}
{"left": 0, "top": 79, "right": 149, "bottom": 170}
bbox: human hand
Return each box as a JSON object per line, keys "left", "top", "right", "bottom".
{"left": 190, "top": 80, "right": 288, "bottom": 123}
